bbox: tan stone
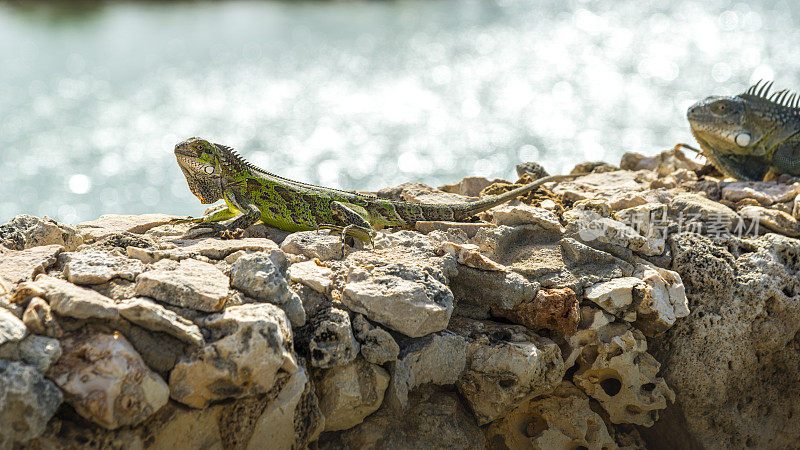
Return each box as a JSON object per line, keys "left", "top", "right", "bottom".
{"left": 316, "top": 358, "right": 390, "bottom": 431}
{"left": 438, "top": 242, "right": 506, "bottom": 271}
{"left": 77, "top": 214, "right": 175, "bottom": 242}
{"left": 134, "top": 258, "right": 229, "bottom": 312}
{"left": 30, "top": 275, "right": 119, "bottom": 320}
{"left": 0, "top": 244, "right": 63, "bottom": 284}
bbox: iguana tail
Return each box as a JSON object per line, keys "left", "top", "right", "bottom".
{"left": 451, "top": 174, "right": 577, "bottom": 220}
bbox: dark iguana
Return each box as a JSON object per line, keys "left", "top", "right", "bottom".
{"left": 686, "top": 80, "right": 800, "bottom": 181}
{"left": 173, "top": 137, "right": 574, "bottom": 242}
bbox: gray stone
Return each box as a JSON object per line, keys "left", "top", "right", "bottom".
{"left": 60, "top": 249, "right": 145, "bottom": 285}
{"left": 0, "top": 307, "right": 27, "bottom": 345}
{"left": 298, "top": 307, "right": 360, "bottom": 369}
{"left": 721, "top": 181, "right": 798, "bottom": 206}
{"left": 0, "top": 334, "right": 61, "bottom": 373}
{"left": 669, "top": 193, "right": 740, "bottom": 233}
{"left": 49, "top": 331, "right": 169, "bottom": 429}
{"left": 134, "top": 258, "right": 229, "bottom": 312}
{"left": 0, "top": 244, "right": 63, "bottom": 284}
{"left": 30, "top": 275, "right": 120, "bottom": 320}
{"left": 387, "top": 331, "right": 468, "bottom": 409}
{"left": 0, "top": 214, "right": 82, "bottom": 251}
{"left": 230, "top": 251, "right": 294, "bottom": 303}
{"left": 169, "top": 303, "right": 297, "bottom": 408}
{"left": 449, "top": 317, "right": 565, "bottom": 425}
{"left": 117, "top": 297, "right": 204, "bottom": 346}
{"left": 319, "top": 386, "right": 485, "bottom": 450}
{"left": 288, "top": 260, "right": 334, "bottom": 294}
{"left": 22, "top": 296, "right": 63, "bottom": 338}
{"left": 490, "top": 203, "right": 564, "bottom": 230}
{"left": 450, "top": 266, "right": 540, "bottom": 318}
{"left": 352, "top": 314, "right": 399, "bottom": 364}
{"left": 0, "top": 360, "right": 63, "bottom": 448}
{"left": 584, "top": 277, "right": 645, "bottom": 320}
{"left": 115, "top": 322, "right": 185, "bottom": 375}
{"left": 516, "top": 161, "right": 550, "bottom": 179}
{"left": 316, "top": 357, "right": 390, "bottom": 431}
{"left": 342, "top": 264, "right": 454, "bottom": 338}
{"left": 280, "top": 231, "right": 344, "bottom": 261}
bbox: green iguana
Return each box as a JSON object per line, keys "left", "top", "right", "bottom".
{"left": 687, "top": 80, "right": 800, "bottom": 181}
{"left": 172, "top": 137, "right": 573, "bottom": 242}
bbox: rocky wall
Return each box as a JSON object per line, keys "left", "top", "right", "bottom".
{"left": 1, "top": 148, "right": 798, "bottom": 449}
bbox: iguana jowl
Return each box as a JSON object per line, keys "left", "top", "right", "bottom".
{"left": 687, "top": 80, "right": 800, "bottom": 181}
{"left": 173, "top": 137, "right": 573, "bottom": 241}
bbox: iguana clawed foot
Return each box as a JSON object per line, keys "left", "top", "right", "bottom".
{"left": 318, "top": 224, "right": 375, "bottom": 257}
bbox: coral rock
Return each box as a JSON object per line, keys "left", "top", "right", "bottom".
{"left": 352, "top": 314, "right": 399, "bottom": 364}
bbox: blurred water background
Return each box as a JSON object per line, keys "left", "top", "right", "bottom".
{"left": 1, "top": 0, "right": 799, "bottom": 224}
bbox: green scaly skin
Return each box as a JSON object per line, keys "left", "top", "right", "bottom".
{"left": 173, "top": 137, "right": 575, "bottom": 242}
{"left": 687, "top": 80, "right": 800, "bottom": 181}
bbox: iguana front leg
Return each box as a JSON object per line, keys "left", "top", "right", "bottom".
{"left": 169, "top": 203, "right": 238, "bottom": 225}
{"left": 319, "top": 201, "right": 375, "bottom": 245}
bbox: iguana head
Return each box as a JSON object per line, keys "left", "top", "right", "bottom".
{"left": 686, "top": 81, "right": 800, "bottom": 180}
{"left": 174, "top": 137, "right": 225, "bottom": 204}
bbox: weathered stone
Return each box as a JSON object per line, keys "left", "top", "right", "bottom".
{"left": 116, "top": 322, "right": 185, "bottom": 375}
{"left": 0, "top": 334, "right": 61, "bottom": 373}
{"left": 90, "top": 278, "right": 137, "bottom": 300}
{"left": 30, "top": 275, "right": 120, "bottom": 320}
{"left": 490, "top": 203, "right": 564, "bottom": 231}
{"left": 0, "top": 214, "right": 82, "bottom": 251}
{"left": 0, "top": 306, "right": 27, "bottom": 345}
{"left": 352, "top": 314, "right": 399, "bottom": 364}
{"left": 632, "top": 265, "right": 690, "bottom": 336}
{"left": 0, "top": 360, "right": 63, "bottom": 448}
{"left": 739, "top": 205, "right": 800, "bottom": 237}
{"left": 516, "top": 161, "right": 550, "bottom": 179}
{"left": 584, "top": 277, "right": 644, "bottom": 321}
{"left": 721, "top": 181, "right": 798, "bottom": 206}
{"left": 439, "top": 176, "right": 498, "bottom": 197}
{"left": 243, "top": 365, "right": 325, "bottom": 450}
{"left": 316, "top": 357, "right": 390, "bottom": 431}
{"left": 387, "top": 331, "right": 467, "bottom": 409}
{"left": 117, "top": 297, "right": 204, "bottom": 346}
{"left": 449, "top": 318, "right": 565, "bottom": 424}
{"left": 566, "top": 311, "right": 674, "bottom": 426}
{"left": 230, "top": 251, "right": 294, "bottom": 303}
{"left": 0, "top": 244, "right": 63, "bottom": 284}
{"left": 60, "top": 249, "right": 145, "bottom": 285}
{"left": 485, "top": 382, "right": 616, "bottom": 450}
{"left": 77, "top": 213, "right": 174, "bottom": 243}
{"left": 378, "top": 181, "right": 473, "bottom": 205}
{"left": 280, "top": 231, "right": 344, "bottom": 261}
{"left": 319, "top": 386, "right": 486, "bottom": 450}
{"left": 22, "top": 296, "right": 63, "bottom": 338}
{"left": 169, "top": 303, "right": 297, "bottom": 408}
{"left": 297, "top": 307, "right": 360, "bottom": 369}
{"left": 499, "top": 287, "right": 580, "bottom": 335}
{"left": 437, "top": 241, "right": 506, "bottom": 271}
{"left": 49, "top": 331, "right": 169, "bottom": 429}
{"left": 288, "top": 260, "right": 333, "bottom": 294}
{"left": 415, "top": 220, "right": 495, "bottom": 238}
{"left": 571, "top": 161, "right": 618, "bottom": 175}
{"left": 567, "top": 205, "right": 664, "bottom": 257}
{"left": 135, "top": 258, "right": 229, "bottom": 312}
{"left": 342, "top": 264, "right": 454, "bottom": 338}
{"left": 669, "top": 193, "right": 740, "bottom": 233}
{"left": 620, "top": 147, "right": 702, "bottom": 174}
{"left": 451, "top": 266, "right": 539, "bottom": 319}
{"left": 169, "top": 236, "right": 281, "bottom": 260}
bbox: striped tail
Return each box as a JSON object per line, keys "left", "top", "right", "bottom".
{"left": 452, "top": 174, "right": 577, "bottom": 220}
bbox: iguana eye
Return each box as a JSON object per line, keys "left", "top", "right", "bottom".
{"left": 711, "top": 100, "right": 732, "bottom": 114}
{"left": 204, "top": 166, "right": 215, "bottom": 174}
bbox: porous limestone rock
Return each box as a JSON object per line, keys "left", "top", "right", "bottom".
{"left": 319, "top": 386, "right": 486, "bottom": 450}
{"left": 22, "top": 297, "right": 62, "bottom": 338}
{"left": 450, "top": 266, "right": 539, "bottom": 319}
{"left": 566, "top": 309, "right": 674, "bottom": 426}
{"left": 490, "top": 203, "right": 564, "bottom": 231}
{"left": 0, "top": 244, "right": 63, "bottom": 284}
{"left": 0, "top": 214, "right": 82, "bottom": 251}
{"left": 437, "top": 241, "right": 507, "bottom": 271}
{"left": 0, "top": 334, "right": 61, "bottom": 373}
{"left": 632, "top": 264, "right": 690, "bottom": 336}
{"left": 352, "top": 314, "right": 399, "bottom": 364}
{"left": 721, "top": 181, "right": 798, "bottom": 206}
{"left": 449, "top": 318, "right": 565, "bottom": 425}
{"left": 498, "top": 287, "right": 580, "bottom": 335}
{"left": 288, "top": 259, "right": 334, "bottom": 294}
{"left": 584, "top": 277, "right": 644, "bottom": 321}
{"left": 296, "top": 307, "right": 360, "bottom": 369}
{"left": 134, "top": 258, "right": 229, "bottom": 312}
{"left": 77, "top": 213, "right": 174, "bottom": 243}
{"left": 168, "top": 303, "right": 297, "bottom": 408}
{"left": 0, "top": 360, "right": 63, "bottom": 448}
{"left": 342, "top": 264, "right": 453, "bottom": 338}
{"left": 0, "top": 306, "right": 27, "bottom": 345}
{"left": 28, "top": 275, "right": 120, "bottom": 320}
{"left": 117, "top": 297, "right": 204, "bottom": 346}
{"left": 565, "top": 205, "right": 664, "bottom": 256}
{"left": 60, "top": 249, "right": 145, "bottom": 285}
{"left": 49, "top": 331, "right": 169, "bottom": 429}
{"left": 485, "top": 382, "right": 616, "bottom": 450}
{"left": 315, "top": 357, "right": 390, "bottom": 431}
{"left": 280, "top": 231, "right": 344, "bottom": 261}
{"left": 387, "top": 331, "right": 467, "bottom": 409}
